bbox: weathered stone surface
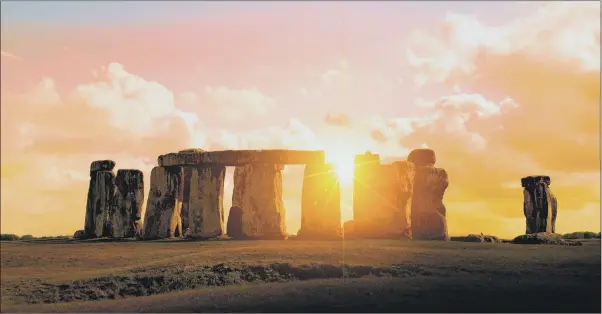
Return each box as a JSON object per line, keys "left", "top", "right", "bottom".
{"left": 352, "top": 152, "right": 381, "bottom": 223}
{"left": 142, "top": 166, "right": 184, "bottom": 239}
{"left": 298, "top": 163, "right": 341, "bottom": 238}
{"left": 512, "top": 232, "right": 582, "bottom": 246}
{"left": 111, "top": 169, "right": 144, "bottom": 238}
{"left": 178, "top": 148, "right": 205, "bottom": 153}
{"left": 522, "top": 175, "right": 556, "bottom": 234}
{"left": 408, "top": 149, "right": 436, "bottom": 167}
{"left": 186, "top": 165, "right": 226, "bottom": 238}
{"left": 227, "top": 206, "right": 244, "bottom": 238}
{"left": 411, "top": 166, "right": 449, "bottom": 241}
{"left": 231, "top": 164, "right": 287, "bottom": 239}
{"left": 158, "top": 150, "right": 325, "bottom": 167}
{"left": 73, "top": 230, "right": 85, "bottom": 240}
{"left": 393, "top": 160, "right": 415, "bottom": 239}
{"left": 90, "top": 160, "right": 116, "bottom": 173}
{"left": 84, "top": 170, "right": 115, "bottom": 238}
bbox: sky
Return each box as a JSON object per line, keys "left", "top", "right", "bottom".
{"left": 1, "top": 1, "right": 600, "bottom": 238}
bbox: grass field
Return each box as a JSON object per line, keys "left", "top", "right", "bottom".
{"left": 1, "top": 238, "right": 600, "bottom": 313}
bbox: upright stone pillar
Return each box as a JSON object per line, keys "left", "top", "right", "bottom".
{"left": 142, "top": 166, "right": 184, "bottom": 239}
{"left": 84, "top": 160, "right": 116, "bottom": 239}
{"left": 111, "top": 169, "right": 144, "bottom": 238}
{"left": 521, "top": 176, "right": 557, "bottom": 234}
{"left": 411, "top": 165, "right": 449, "bottom": 240}
{"left": 393, "top": 160, "right": 415, "bottom": 238}
{"left": 186, "top": 165, "right": 226, "bottom": 238}
{"left": 230, "top": 164, "right": 287, "bottom": 239}
{"left": 352, "top": 152, "right": 380, "bottom": 223}
{"left": 299, "top": 163, "right": 341, "bottom": 238}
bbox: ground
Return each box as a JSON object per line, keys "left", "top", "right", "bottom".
{"left": 1, "top": 238, "right": 600, "bottom": 313}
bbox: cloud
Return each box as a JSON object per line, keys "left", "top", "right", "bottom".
{"left": 370, "top": 2, "right": 601, "bottom": 222}
{"left": 203, "top": 86, "right": 277, "bottom": 122}
{"left": 324, "top": 113, "right": 350, "bottom": 127}
{"left": 0, "top": 50, "right": 22, "bottom": 61}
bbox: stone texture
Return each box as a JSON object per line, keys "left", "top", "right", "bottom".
{"left": 231, "top": 164, "right": 287, "bottom": 239}
{"left": 352, "top": 152, "right": 381, "bottom": 223}
{"left": 158, "top": 149, "right": 325, "bottom": 167}
{"left": 522, "top": 175, "right": 557, "bottom": 234}
{"left": 90, "top": 160, "right": 116, "bottom": 173}
{"left": 512, "top": 232, "right": 582, "bottom": 246}
{"left": 227, "top": 206, "right": 244, "bottom": 238}
{"left": 408, "top": 149, "right": 436, "bottom": 167}
{"left": 142, "top": 166, "right": 184, "bottom": 239}
{"left": 393, "top": 160, "right": 415, "bottom": 238}
{"left": 452, "top": 234, "right": 502, "bottom": 243}
{"left": 411, "top": 166, "right": 449, "bottom": 241}
{"left": 111, "top": 169, "right": 144, "bottom": 238}
{"left": 186, "top": 165, "right": 226, "bottom": 238}
{"left": 298, "top": 163, "right": 341, "bottom": 238}
{"left": 84, "top": 168, "right": 115, "bottom": 238}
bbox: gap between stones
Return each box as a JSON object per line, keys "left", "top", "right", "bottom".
{"left": 11, "top": 263, "right": 428, "bottom": 305}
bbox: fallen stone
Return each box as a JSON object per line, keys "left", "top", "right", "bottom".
{"left": 111, "top": 169, "right": 144, "bottom": 238}
{"left": 411, "top": 166, "right": 449, "bottom": 241}
{"left": 231, "top": 164, "right": 287, "bottom": 239}
{"left": 226, "top": 206, "right": 244, "bottom": 238}
{"left": 73, "top": 230, "right": 85, "bottom": 240}
{"left": 408, "top": 149, "right": 436, "bottom": 167}
{"left": 522, "top": 175, "right": 556, "bottom": 234}
{"left": 90, "top": 160, "right": 116, "bottom": 173}
{"left": 452, "top": 234, "right": 502, "bottom": 243}
{"left": 178, "top": 148, "right": 205, "bottom": 153}
{"left": 186, "top": 165, "right": 226, "bottom": 238}
{"left": 158, "top": 150, "right": 325, "bottom": 167}
{"left": 84, "top": 169, "right": 115, "bottom": 238}
{"left": 512, "top": 232, "right": 582, "bottom": 246}
{"left": 298, "top": 163, "right": 341, "bottom": 239}
{"left": 393, "top": 160, "right": 415, "bottom": 239}
{"left": 142, "top": 166, "right": 184, "bottom": 239}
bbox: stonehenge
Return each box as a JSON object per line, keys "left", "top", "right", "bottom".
{"left": 81, "top": 148, "right": 455, "bottom": 242}
{"left": 84, "top": 161, "right": 144, "bottom": 239}
{"left": 522, "top": 175, "right": 557, "bottom": 234}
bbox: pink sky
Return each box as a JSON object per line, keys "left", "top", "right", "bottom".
{"left": 1, "top": 1, "right": 600, "bottom": 237}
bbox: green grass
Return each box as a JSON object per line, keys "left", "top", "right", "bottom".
{"left": 1, "top": 238, "right": 600, "bottom": 312}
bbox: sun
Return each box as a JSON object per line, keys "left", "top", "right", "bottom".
{"left": 325, "top": 151, "right": 355, "bottom": 185}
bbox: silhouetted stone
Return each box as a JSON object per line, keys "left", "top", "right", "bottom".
{"left": 408, "top": 149, "right": 436, "bottom": 167}
{"left": 393, "top": 160, "right": 415, "bottom": 239}
{"left": 352, "top": 152, "right": 381, "bottom": 224}
{"left": 522, "top": 175, "right": 557, "bottom": 234}
{"left": 453, "top": 234, "right": 501, "bottom": 243}
{"left": 186, "top": 165, "right": 226, "bottom": 238}
{"left": 158, "top": 150, "right": 325, "bottom": 167}
{"left": 73, "top": 230, "right": 85, "bottom": 240}
{"left": 84, "top": 162, "right": 115, "bottom": 239}
{"left": 232, "top": 164, "right": 287, "bottom": 239}
{"left": 111, "top": 169, "right": 144, "bottom": 238}
{"left": 227, "top": 206, "right": 244, "bottom": 238}
{"left": 512, "top": 232, "right": 582, "bottom": 246}
{"left": 298, "top": 163, "right": 341, "bottom": 239}
{"left": 90, "top": 160, "right": 116, "bottom": 173}
{"left": 411, "top": 166, "right": 449, "bottom": 241}
{"left": 142, "top": 166, "right": 184, "bottom": 239}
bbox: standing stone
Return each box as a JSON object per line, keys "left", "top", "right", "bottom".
{"left": 522, "top": 176, "right": 557, "bottom": 234}
{"left": 186, "top": 165, "right": 226, "bottom": 238}
{"left": 227, "top": 206, "right": 244, "bottom": 238}
{"left": 411, "top": 166, "right": 449, "bottom": 240}
{"left": 111, "top": 169, "right": 144, "bottom": 238}
{"left": 408, "top": 148, "right": 436, "bottom": 167}
{"left": 142, "top": 166, "right": 184, "bottom": 239}
{"left": 84, "top": 160, "right": 116, "bottom": 239}
{"left": 231, "top": 164, "right": 287, "bottom": 239}
{"left": 352, "top": 152, "right": 380, "bottom": 223}
{"left": 393, "top": 160, "right": 415, "bottom": 239}
{"left": 299, "top": 163, "right": 341, "bottom": 238}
